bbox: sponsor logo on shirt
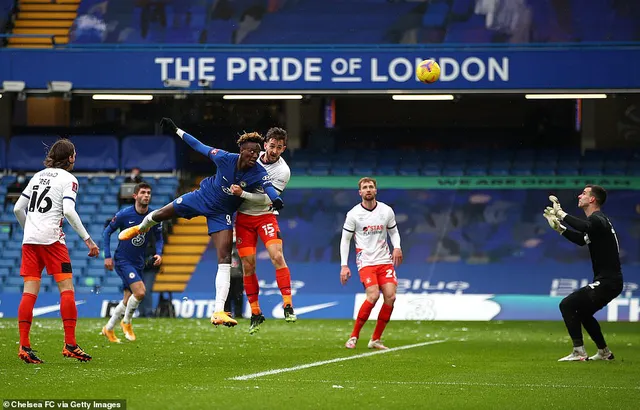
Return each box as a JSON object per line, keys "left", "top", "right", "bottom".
{"left": 363, "top": 225, "right": 384, "bottom": 235}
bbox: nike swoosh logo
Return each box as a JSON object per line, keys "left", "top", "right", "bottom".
{"left": 272, "top": 301, "right": 338, "bottom": 319}
{"left": 33, "top": 300, "right": 86, "bottom": 317}
{"left": 222, "top": 176, "right": 229, "bottom": 183}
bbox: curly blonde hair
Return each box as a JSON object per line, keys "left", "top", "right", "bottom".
{"left": 236, "top": 132, "right": 263, "bottom": 147}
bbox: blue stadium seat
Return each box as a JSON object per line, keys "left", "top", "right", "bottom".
{"left": 308, "top": 168, "right": 330, "bottom": 177}
{"left": 376, "top": 166, "right": 398, "bottom": 176}
{"left": 4, "top": 276, "right": 24, "bottom": 286}
{"left": 422, "top": 2, "right": 450, "bottom": 28}
{"left": 0, "top": 267, "right": 10, "bottom": 277}
{"left": 1, "top": 249, "right": 21, "bottom": 259}
{"left": 87, "top": 268, "right": 107, "bottom": 277}
{"left": 122, "top": 136, "right": 177, "bottom": 171}
{"left": 71, "top": 136, "right": 119, "bottom": 171}
{"left": 0, "top": 258, "right": 15, "bottom": 268}
{"left": 87, "top": 185, "right": 108, "bottom": 195}
{"left": 103, "top": 276, "right": 123, "bottom": 287}
{"left": 419, "top": 165, "right": 440, "bottom": 177}
{"left": 99, "top": 286, "right": 121, "bottom": 294}
{"left": 2, "top": 285, "right": 22, "bottom": 293}
{"left": 75, "top": 286, "right": 95, "bottom": 294}
{"left": 331, "top": 166, "right": 352, "bottom": 176}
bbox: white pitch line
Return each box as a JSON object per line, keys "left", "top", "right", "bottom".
{"left": 229, "top": 339, "right": 448, "bottom": 381}
{"left": 269, "top": 379, "right": 640, "bottom": 391}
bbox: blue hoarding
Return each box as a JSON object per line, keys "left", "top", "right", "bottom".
{"left": 0, "top": 45, "right": 639, "bottom": 91}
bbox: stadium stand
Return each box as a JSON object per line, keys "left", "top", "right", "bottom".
{"left": 65, "top": 0, "right": 640, "bottom": 45}
{"left": 0, "top": 135, "right": 179, "bottom": 294}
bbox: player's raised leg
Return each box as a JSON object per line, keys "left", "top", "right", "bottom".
{"left": 58, "top": 277, "right": 92, "bottom": 362}
{"left": 210, "top": 226, "right": 238, "bottom": 327}
{"left": 18, "top": 277, "right": 43, "bottom": 364}
{"left": 119, "top": 202, "right": 176, "bottom": 241}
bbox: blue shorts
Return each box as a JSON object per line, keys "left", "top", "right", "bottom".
{"left": 173, "top": 191, "right": 234, "bottom": 234}
{"left": 115, "top": 262, "right": 143, "bottom": 290}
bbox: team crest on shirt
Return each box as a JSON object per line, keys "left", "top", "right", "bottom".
{"left": 72, "top": 182, "right": 78, "bottom": 193}
{"left": 131, "top": 233, "right": 146, "bottom": 247}
{"left": 240, "top": 181, "right": 246, "bottom": 188}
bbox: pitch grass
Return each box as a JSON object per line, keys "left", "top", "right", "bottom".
{"left": 0, "top": 319, "right": 638, "bottom": 409}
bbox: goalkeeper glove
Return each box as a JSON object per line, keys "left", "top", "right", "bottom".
{"left": 544, "top": 207, "right": 566, "bottom": 234}
{"left": 548, "top": 195, "right": 567, "bottom": 220}
{"left": 160, "top": 117, "right": 178, "bottom": 134}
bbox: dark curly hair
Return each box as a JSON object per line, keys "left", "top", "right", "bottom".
{"left": 236, "top": 132, "right": 263, "bottom": 147}
{"left": 43, "top": 138, "right": 75, "bottom": 170}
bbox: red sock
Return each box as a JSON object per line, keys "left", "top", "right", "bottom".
{"left": 60, "top": 290, "right": 77, "bottom": 346}
{"left": 372, "top": 303, "right": 394, "bottom": 341}
{"left": 351, "top": 300, "right": 375, "bottom": 339}
{"left": 275, "top": 267, "right": 292, "bottom": 307}
{"left": 243, "top": 274, "right": 261, "bottom": 315}
{"left": 18, "top": 292, "right": 37, "bottom": 348}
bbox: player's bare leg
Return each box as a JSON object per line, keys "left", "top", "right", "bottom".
{"left": 210, "top": 230, "right": 238, "bottom": 327}
{"left": 119, "top": 202, "right": 176, "bottom": 241}
{"left": 18, "top": 279, "right": 43, "bottom": 364}
{"left": 368, "top": 283, "right": 396, "bottom": 350}
{"left": 347, "top": 285, "right": 380, "bottom": 349}
{"left": 120, "top": 282, "right": 145, "bottom": 341}
{"left": 241, "top": 253, "right": 266, "bottom": 334}
{"left": 266, "top": 241, "right": 296, "bottom": 322}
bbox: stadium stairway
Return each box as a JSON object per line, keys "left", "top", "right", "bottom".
{"left": 153, "top": 216, "right": 209, "bottom": 293}
{"left": 8, "top": 0, "right": 80, "bottom": 48}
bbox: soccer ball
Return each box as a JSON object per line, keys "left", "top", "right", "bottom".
{"left": 416, "top": 59, "right": 441, "bottom": 84}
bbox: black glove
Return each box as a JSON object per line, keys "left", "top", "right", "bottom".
{"left": 160, "top": 117, "right": 178, "bottom": 134}
{"left": 271, "top": 197, "right": 284, "bottom": 211}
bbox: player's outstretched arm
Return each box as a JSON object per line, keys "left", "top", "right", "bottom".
{"left": 160, "top": 117, "right": 214, "bottom": 158}
{"left": 13, "top": 194, "right": 28, "bottom": 229}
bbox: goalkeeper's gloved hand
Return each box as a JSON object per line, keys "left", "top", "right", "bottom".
{"left": 271, "top": 197, "right": 284, "bottom": 211}
{"left": 548, "top": 195, "right": 567, "bottom": 220}
{"left": 544, "top": 207, "right": 566, "bottom": 234}
{"left": 160, "top": 117, "right": 178, "bottom": 134}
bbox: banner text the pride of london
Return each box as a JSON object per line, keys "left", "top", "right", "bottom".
{"left": 0, "top": 45, "right": 638, "bottom": 91}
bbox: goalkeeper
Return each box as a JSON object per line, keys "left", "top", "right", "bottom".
{"left": 543, "top": 185, "right": 623, "bottom": 362}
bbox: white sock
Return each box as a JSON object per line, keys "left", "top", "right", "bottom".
{"left": 214, "top": 263, "right": 231, "bottom": 312}
{"left": 574, "top": 346, "right": 586, "bottom": 354}
{"left": 123, "top": 296, "right": 142, "bottom": 324}
{"left": 106, "top": 301, "right": 126, "bottom": 330}
{"left": 140, "top": 210, "right": 159, "bottom": 230}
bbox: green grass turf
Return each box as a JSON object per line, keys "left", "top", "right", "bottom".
{"left": 0, "top": 319, "right": 638, "bottom": 409}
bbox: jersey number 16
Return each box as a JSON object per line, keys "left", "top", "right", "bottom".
{"left": 29, "top": 185, "right": 53, "bottom": 213}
